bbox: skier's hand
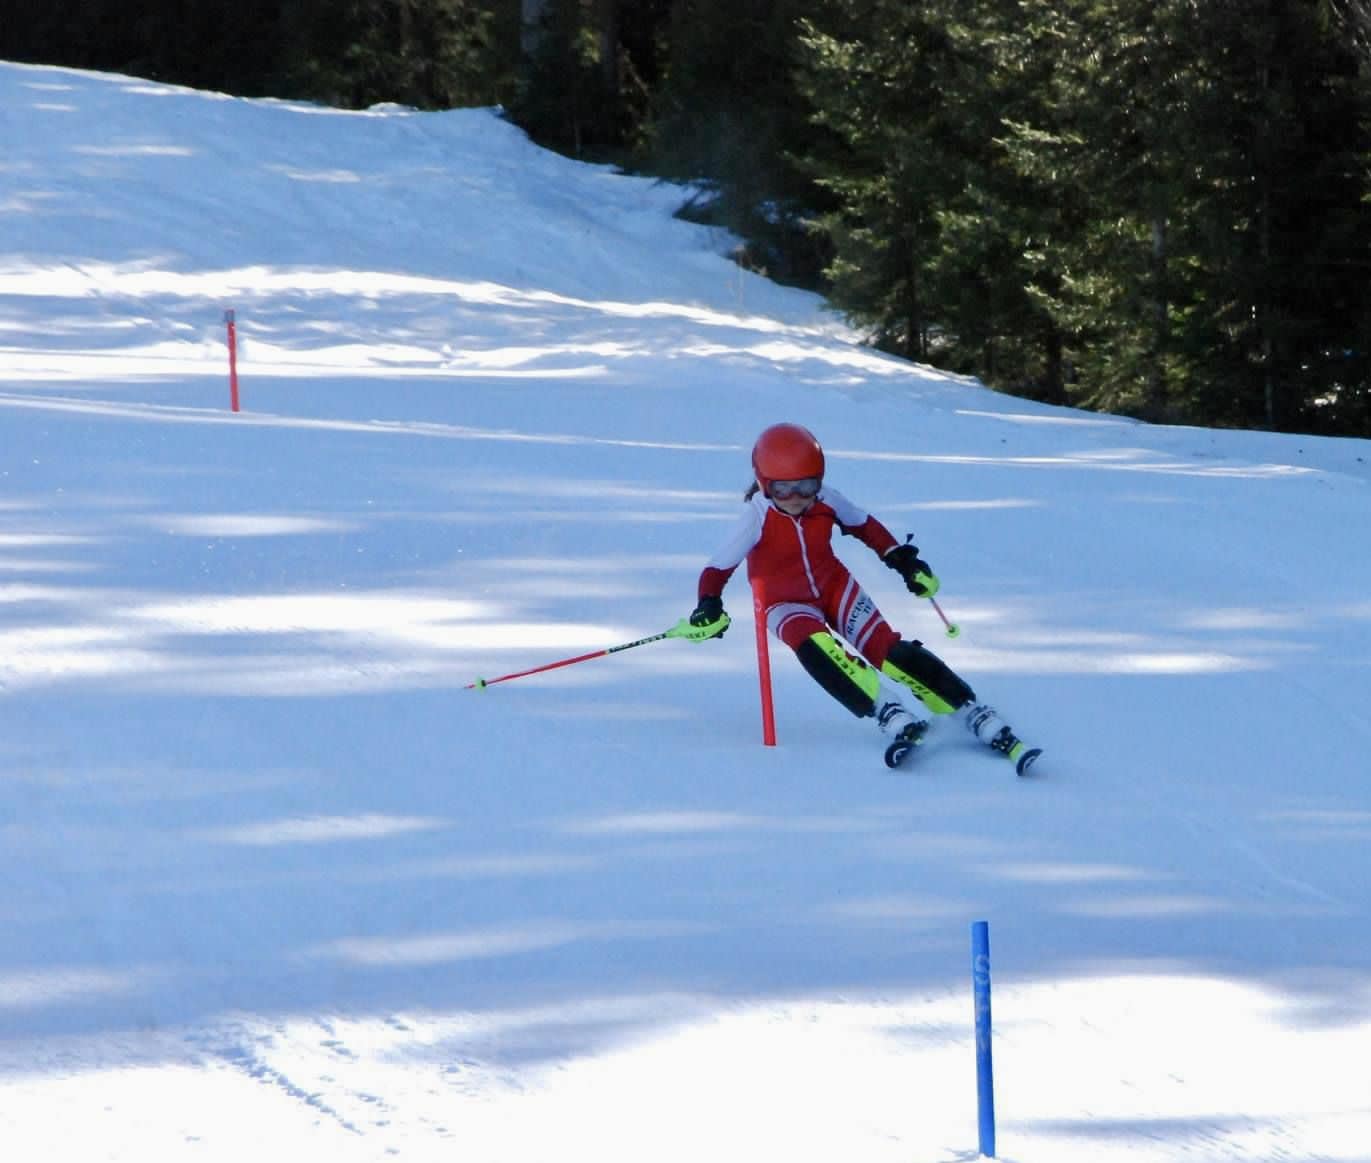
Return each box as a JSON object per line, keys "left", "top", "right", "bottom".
{"left": 686, "top": 595, "right": 730, "bottom": 640}
{"left": 885, "top": 543, "right": 941, "bottom": 598}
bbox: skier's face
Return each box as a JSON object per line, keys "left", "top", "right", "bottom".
{"left": 772, "top": 491, "right": 815, "bottom": 516}
{"left": 769, "top": 476, "right": 820, "bottom": 516}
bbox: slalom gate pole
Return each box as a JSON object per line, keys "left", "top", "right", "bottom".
{"left": 224, "top": 309, "right": 240, "bottom": 412}
{"left": 464, "top": 624, "right": 690, "bottom": 690}
{"left": 972, "top": 920, "right": 997, "bottom": 1158}
{"left": 750, "top": 575, "right": 776, "bottom": 746}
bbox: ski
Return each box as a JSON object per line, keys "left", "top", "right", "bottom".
{"left": 883, "top": 721, "right": 929, "bottom": 769}
{"left": 884, "top": 715, "right": 1043, "bottom": 775}
{"left": 886, "top": 736, "right": 1043, "bottom": 775}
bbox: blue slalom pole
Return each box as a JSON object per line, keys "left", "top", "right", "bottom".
{"left": 972, "top": 920, "right": 996, "bottom": 1158}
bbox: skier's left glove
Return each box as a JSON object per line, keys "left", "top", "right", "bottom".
{"left": 885, "top": 543, "right": 941, "bottom": 598}
{"left": 684, "top": 595, "right": 730, "bottom": 640}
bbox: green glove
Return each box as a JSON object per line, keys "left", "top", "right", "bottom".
{"left": 684, "top": 595, "right": 730, "bottom": 640}
{"left": 885, "top": 543, "right": 941, "bottom": 598}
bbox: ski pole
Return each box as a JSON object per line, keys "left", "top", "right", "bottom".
{"left": 464, "top": 619, "right": 701, "bottom": 690}
{"left": 929, "top": 595, "right": 961, "bottom": 639}
{"left": 896, "top": 535, "right": 961, "bottom": 639}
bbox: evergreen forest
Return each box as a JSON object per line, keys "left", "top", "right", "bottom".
{"left": 7, "top": 0, "right": 1371, "bottom": 436}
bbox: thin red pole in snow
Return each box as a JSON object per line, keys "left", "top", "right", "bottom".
{"left": 224, "top": 308, "right": 240, "bottom": 412}
{"left": 751, "top": 574, "right": 776, "bottom": 746}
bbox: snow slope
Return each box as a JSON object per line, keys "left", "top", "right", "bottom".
{"left": 3, "top": 60, "right": 1371, "bottom": 1162}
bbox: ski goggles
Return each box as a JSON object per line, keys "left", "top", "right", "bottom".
{"left": 769, "top": 477, "right": 821, "bottom": 500}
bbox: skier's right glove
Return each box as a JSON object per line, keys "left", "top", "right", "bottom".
{"left": 885, "top": 542, "right": 941, "bottom": 598}
{"left": 686, "top": 595, "right": 730, "bottom": 640}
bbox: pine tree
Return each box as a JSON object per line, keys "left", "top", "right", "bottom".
{"left": 969, "top": 0, "right": 1371, "bottom": 430}
{"left": 277, "top": 0, "right": 502, "bottom": 110}
{"left": 510, "top": 0, "right": 658, "bottom": 156}
{"left": 1184, "top": 0, "right": 1371, "bottom": 432}
{"left": 649, "top": 0, "right": 825, "bottom": 284}
{"left": 797, "top": 2, "right": 969, "bottom": 359}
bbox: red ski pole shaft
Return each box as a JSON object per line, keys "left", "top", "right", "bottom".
{"left": 465, "top": 626, "right": 683, "bottom": 690}
{"left": 929, "top": 596, "right": 961, "bottom": 639}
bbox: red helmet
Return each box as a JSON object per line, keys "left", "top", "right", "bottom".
{"left": 752, "top": 423, "right": 824, "bottom": 496}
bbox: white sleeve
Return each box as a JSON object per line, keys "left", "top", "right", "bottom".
{"left": 706, "top": 495, "right": 766, "bottom": 571}
{"left": 817, "top": 485, "right": 869, "bottom": 529}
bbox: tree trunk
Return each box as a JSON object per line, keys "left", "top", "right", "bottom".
{"left": 1042, "top": 327, "right": 1066, "bottom": 404}
{"left": 1148, "top": 213, "right": 1168, "bottom": 419}
{"left": 521, "top": 0, "right": 548, "bottom": 55}
{"left": 1258, "top": 60, "right": 1276, "bottom": 429}
{"left": 594, "top": 0, "right": 619, "bottom": 97}
{"left": 904, "top": 237, "right": 925, "bottom": 361}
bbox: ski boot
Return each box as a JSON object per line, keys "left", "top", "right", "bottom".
{"left": 878, "top": 701, "right": 930, "bottom": 769}
{"left": 963, "top": 703, "right": 1042, "bottom": 776}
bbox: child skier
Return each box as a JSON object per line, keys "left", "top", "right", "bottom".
{"left": 685, "top": 422, "right": 1039, "bottom": 774}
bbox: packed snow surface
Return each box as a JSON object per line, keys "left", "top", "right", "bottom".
{"left": 3, "top": 60, "right": 1371, "bottom": 1161}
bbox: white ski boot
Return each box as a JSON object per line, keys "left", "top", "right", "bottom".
{"left": 962, "top": 703, "right": 1041, "bottom": 776}
{"left": 878, "top": 700, "right": 929, "bottom": 769}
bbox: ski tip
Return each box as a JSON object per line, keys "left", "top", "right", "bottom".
{"left": 1015, "top": 747, "right": 1043, "bottom": 777}
{"left": 884, "top": 743, "right": 916, "bottom": 769}
{"left": 883, "top": 722, "right": 929, "bottom": 769}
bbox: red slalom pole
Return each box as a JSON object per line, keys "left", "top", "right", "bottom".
{"left": 464, "top": 623, "right": 695, "bottom": 690}
{"left": 224, "top": 308, "right": 240, "bottom": 412}
{"left": 750, "top": 576, "right": 776, "bottom": 746}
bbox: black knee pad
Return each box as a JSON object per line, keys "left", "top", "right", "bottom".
{"left": 795, "top": 634, "right": 880, "bottom": 719}
{"left": 883, "top": 639, "right": 974, "bottom": 711}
